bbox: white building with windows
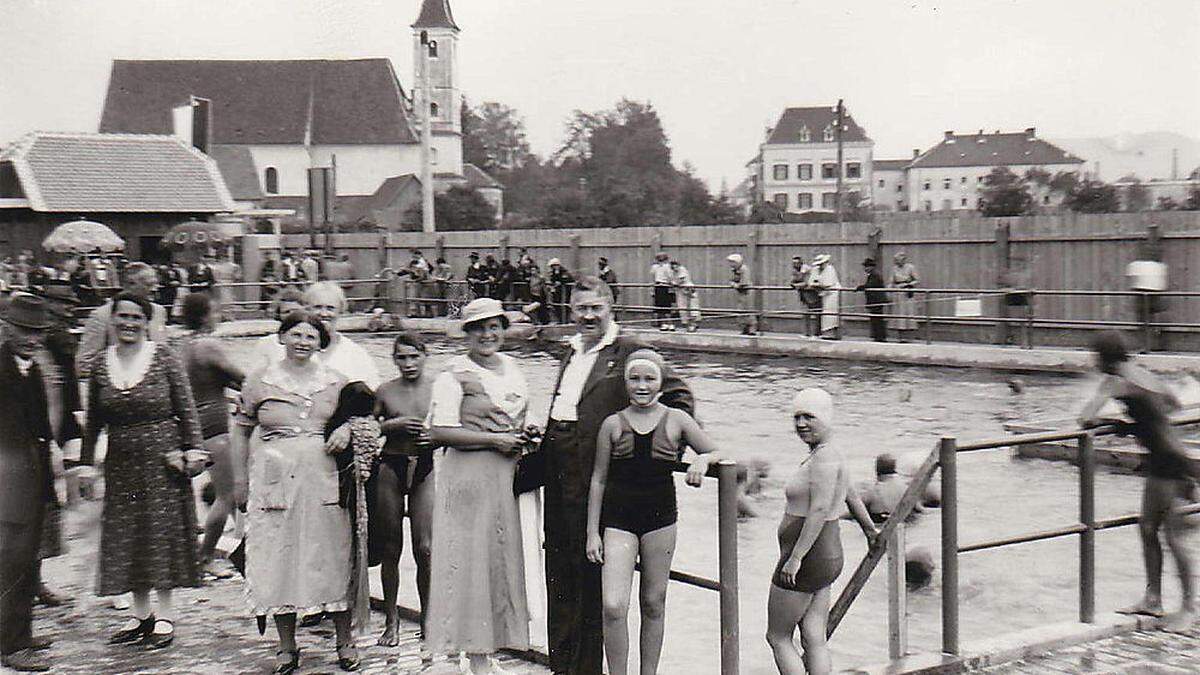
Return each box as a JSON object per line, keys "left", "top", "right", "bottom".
{"left": 871, "top": 158, "right": 911, "bottom": 212}
{"left": 906, "top": 128, "right": 1083, "bottom": 212}
{"left": 98, "top": 0, "right": 500, "bottom": 228}
{"left": 755, "top": 106, "right": 874, "bottom": 214}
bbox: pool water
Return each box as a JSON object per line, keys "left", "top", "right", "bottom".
{"left": 224, "top": 334, "right": 1198, "bottom": 673}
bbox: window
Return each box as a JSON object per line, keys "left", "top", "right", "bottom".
{"left": 798, "top": 164, "right": 813, "bottom": 180}
{"left": 428, "top": 40, "right": 439, "bottom": 58}
{"left": 1043, "top": 195, "right": 1051, "bottom": 204}
{"left": 823, "top": 125, "right": 835, "bottom": 142}
{"left": 799, "top": 126, "right": 811, "bottom": 142}
{"left": 798, "top": 193, "right": 813, "bottom": 209}
{"left": 961, "top": 176, "right": 967, "bottom": 185}
{"left": 773, "top": 164, "right": 789, "bottom": 181}
{"left": 846, "top": 162, "right": 861, "bottom": 179}
{"left": 961, "top": 198, "right": 968, "bottom": 207}
{"left": 264, "top": 167, "right": 278, "bottom": 195}
{"left": 942, "top": 178, "right": 952, "bottom": 189}
{"left": 430, "top": 101, "right": 439, "bottom": 117}
{"left": 923, "top": 200, "right": 932, "bottom": 212}
{"left": 896, "top": 184, "right": 903, "bottom": 193}
{"left": 878, "top": 179, "right": 885, "bottom": 188}
{"left": 941, "top": 199, "right": 952, "bottom": 210}
{"left": 923, "top": 180, "right": 931, "bottom": 190}
{"left": 431, "top": 147, "right": 438, "bottom": 166}
{"left": 897, "top": 200, "right": 905, "bottom": 210}
{"left": 821, "top": 163, "right": 837, "bottom": 179}
{"left": 977, "top": 176, "right": 984, "bottom": 184}
{"left": 773, "top": 193, "right": 788, "bottom": 209}
{"left": 821, "top": 192, "right": 837, "bottom": 209}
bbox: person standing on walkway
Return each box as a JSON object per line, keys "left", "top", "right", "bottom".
{"left": 1, "top": 294, "right": 82, "bottom": 673}
{"left": 189, "top": 255, "right": 217, "bottom": 295}
{"left": 809, "top": 255, "right": 840, "bottom": 340}
{"left": 889, "top": 252, "right": 919, "bottom": 341}
{"left": 75, "top": 262, "right": 168, "bottom": 378}
{"left": 548, "top": 259, "right": 575, "bottom": 324}
{"left": 466, "top": 252, "right": 490, "bottom": 299}
{"left": 427, "top": 299, "right": 533, "bottom": 674}
{"left": 541, "top": 276, "right": 692, "bottom": 675}
{"left": 670, "top": 258, "right": 701, "bottom": 332}
{"left": 791, "top": 256, "right": 821, "bottom": 337}
{"left": 650, "top": 253, "right": 675, "bottom": 331}
{"left": 855, "top": 258, "right": 888, "bottom": 342}
{"left": 78, "top": 292, "right": 206, "bottom": 651}
{"left": 300, "top": 250, "right": 321, "bottom": 286}
{"left": 597, "top": 257, "right": 619, "bottom": 309}
{"left": 727, "top": 253, "right": 757, "bottom": 335}
{"left": 766, "top": 389, "right": 875, "bottom": 675}
{"left": 1079, "top": 331, "right": 1199, "bottom": 633}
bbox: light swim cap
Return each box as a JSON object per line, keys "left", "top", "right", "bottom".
{"left": 792, "top": 388, "right": 834, "bottom": 426}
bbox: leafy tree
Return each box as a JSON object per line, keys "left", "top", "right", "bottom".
{"left": 407, "top": 186, "right": 497, "bottom": 230}
{"left": 1185, "top": 185, "right": 1200, "bottom": 211}
{"left": 1123, "top": 180, "right": 1150, "bottom": 212}
{"left": 1049, "top": 171, "right": 1080, "bottom": 195}
{"left": 1065, "top": 178, "right": 1120, "bottom": 213}
{"left": 978, "top": 167, "right": 1033, "bottom": 217}
{"left": 462, "top": 100, "right": 532, "bottom": 171}
{"left": 1156, "top": 196, "right": 1180, "bottom": 211}
{"left": 749, "top": 201, "right": 784, "bottom": 224}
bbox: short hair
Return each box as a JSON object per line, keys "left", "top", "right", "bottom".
{"left": 110, "top": 290, "right": 154, "bottom": 321}
{"left": 273, "top": 287, "right": 305, "bottom": 320}
{"left": 875, "top": 453, "right": 898, "bottom": 477}
{"left": 122, "top": 261, "right": 155, "bottom": 286}
{"left": 1092, "top": 330, "right": 1130, "bottom": 366}
{"left": 181, "top": 292, "right": 213, "bottom": 330}
{"left": 570, "top": 275, "right": 614, "bottom": 305}
{"left": 302, "top": 281, "right": 348, "bottom": 312}
{"left": 393, "top": 331, "right": 427, "bottom": 354}
{"left": 278, "top": 310, "right": 331, "bottom": 349}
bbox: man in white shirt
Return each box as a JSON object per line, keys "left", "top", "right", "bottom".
{"left": 539, "top": 276, "right": 692, "bottom": 675}
{"left": 650, "top": 252, "right": 675, "bottom": 331}
{"left": 75, "top": 263, "right": 167, "bottom": 378}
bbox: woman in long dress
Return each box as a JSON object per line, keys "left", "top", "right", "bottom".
{"left": 890, "top": 252, "right": 919, "bottom": 339}
{"left": 232, "top": 311, "right": 359, "bottom": 673}
{"left": 427, "top": 298, "right": 532, "bottom": 674}
{"left": 79, "top": 291, "right": 206, "bottom": 650}
{"left": 809, "top": 255, "right": 841, "bottom": 338}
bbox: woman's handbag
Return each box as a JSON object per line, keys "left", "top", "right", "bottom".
{"left": 512, "top": 425, "right": 547, "bottom": 496}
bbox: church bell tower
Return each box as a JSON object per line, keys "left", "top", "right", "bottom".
{"left": 412, "top": 0, "right": 462, "bottom": 175}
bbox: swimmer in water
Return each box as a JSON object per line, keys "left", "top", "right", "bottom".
{"left": 766, "top": 389, "right": 876, "bottom": 675}
{"left": 1079, "top": 331, "right": 1199, "bottom": 632}
{"left": 586, "top": 349, "right": 725, "bottom": 675}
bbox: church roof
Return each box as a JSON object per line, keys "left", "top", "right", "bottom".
{"left": 99, "top": 59, "right": 417, "bottom": 145}
{"left": 413, "top": 0, "right": 459, "bottom": 30}
{"left": 765, "top": 106, "right": 871, "bottom": 145}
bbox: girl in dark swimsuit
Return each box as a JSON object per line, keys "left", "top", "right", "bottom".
{"left": 1080, "top": 331, "right": 1198, "bottom": 632}
{"left": 586, "top": 349, "right": 724, "bottom": 675}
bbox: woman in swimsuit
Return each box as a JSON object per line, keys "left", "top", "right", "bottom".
{"left": 586, "top": 349, "right": 724, "bottom": 675}
{"left": 767, "top": 388, "right": 875, "bottom": 675}
{"left": 175, "top": 293, "right": 245, "bottom": 578}
{"left": 1079, "top": 331, "right": 1198, "bottom": 632}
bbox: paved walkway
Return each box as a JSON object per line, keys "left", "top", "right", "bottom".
{"left": 971, "top": 624, "right": 1200, "bottom": 674}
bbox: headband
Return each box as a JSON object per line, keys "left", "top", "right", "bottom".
{"left": 624, "top": 348, "right": 666, "bottom": 379}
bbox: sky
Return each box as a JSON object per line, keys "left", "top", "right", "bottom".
{"left": 2, "top": 0, "right": 1198, "bottom": 189}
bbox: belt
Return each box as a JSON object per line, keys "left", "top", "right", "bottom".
{"left": 548, "top": 419, "right": 578, "bottom": 432}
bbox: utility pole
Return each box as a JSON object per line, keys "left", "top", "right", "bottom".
{"left": 835, "top": 98, "right": 844, "bottom": 224}
{"left": 419, "top": 31, "right": 436, "bottom": 233}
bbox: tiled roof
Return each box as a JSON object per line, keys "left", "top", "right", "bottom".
{"left": 343, "top": 174, "right": 421, "bottom": 223}
{"left": 413, "top": 0, "right": 459, "bottom": 30}
{"left": 0, "top": 132, "right": 234, "bottom": 213}
{"left": 100, "top": 59, "right": 417, "bottom": 145}
{"left": 207, "top": 145, "right": 263, "bottom": 201}
{"left": 910, "top": 130, "right": 1084, "bottom": 169}
{"left": 765, "top": 106, "right": 871, "bottom": 145}
{"left": 463, "top": 163, "right": 503, "bottom": 189}
{"left": 873, "top": 159, "right": 910, "bottom": 171}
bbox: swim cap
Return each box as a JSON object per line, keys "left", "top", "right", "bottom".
{"left": 624, "top": 348, "right": 665, "bottom": 379}
{"left": 792, "top": 388, "right": 834, "bottom": 426}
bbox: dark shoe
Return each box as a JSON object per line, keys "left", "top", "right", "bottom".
{"left": 142, "top": 619, "right": 174, "bottom": 649}
{"left": 28, "top": 636, "right": 52, "bottom": 651}
{"left": 35, "top": 585, "right": 67, "bottom": 607}
{"left": 109, "top": 615, "right": 155, "bottom": 644}
{"left": 336, "top": 643, "right": 361, "bottom": 671}
{"left": 272, "top": 648, "right": 300, "bottom": 674}
{"left": 298, "top": 612, "right": 325, "bottom": 627}
{"left": 0, "top": 648, "right": 50, "bottom": 672}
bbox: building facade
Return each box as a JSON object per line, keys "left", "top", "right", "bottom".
{"left": 870, "top": 158, "right": 911, "bottom": 212}
{"left": 757, "top": 106, "right": 874, "bottom": 213}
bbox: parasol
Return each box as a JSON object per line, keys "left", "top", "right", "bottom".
{"left": 160, "top": 220, "right": 233, "bottom": 251}
{"left": 42, "top": 219, "right": 125, "bottom": 254}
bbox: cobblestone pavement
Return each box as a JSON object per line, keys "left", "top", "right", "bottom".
{"left": 970, "top": 624, "right": 1200, "bottom": 674}
{"left": 12, "top": 502, "right": 549, "bottom": 674}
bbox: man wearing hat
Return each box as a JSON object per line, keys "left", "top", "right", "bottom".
{"left": 855, "top": 257, "right": 888, "bottom": 342}
{"left": 466, "top": 252, "right": 490, "bottom": 299}
{"left": 727, "top": 253, "right": 757, "bottom": 335}
{"left": 0, "top": 294, "right": 82, "bottom": 672}
{"left": 547, "top": 259, "right": 575, "bottom": 324}
{"left": 650, "top": 252, "right": 675, "bottom": 331}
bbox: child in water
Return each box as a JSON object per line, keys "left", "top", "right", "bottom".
{"left": 586, "top": 349, "right": 726, "bottom": 675}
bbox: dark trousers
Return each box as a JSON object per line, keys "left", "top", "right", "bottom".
{"left": 543, "top": 430, "right": 604, "bottom": 675}
{"left": 653, "top": 285, "right": 674, "bottom": 324}
{"left": 0, "top": 507, "right": 45, "bottom": 656}
{"left": 867, "top": 304, "right": 887, "bottom": 342}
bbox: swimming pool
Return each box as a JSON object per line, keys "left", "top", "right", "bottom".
{"left": 224, "top": 334, "right": 1188, "bottom": 673}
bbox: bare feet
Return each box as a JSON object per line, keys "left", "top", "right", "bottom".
{"left": 1116, "top": 597, "right": 1165, "bottom": 618}
{"left": 376, "top": 624, "right": 399, "bottom": 647}
{"left": 1162, "top": 609, "right": 1196, "bottom": 634}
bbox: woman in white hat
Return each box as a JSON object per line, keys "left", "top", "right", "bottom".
{"left": 727, "top": 253, "right": 757, "bottom": 335}
{"left": 808, "top": 255, "right": 840, "bottom": 339}
{"left": 427, "top": 298, "right": 536, "bottom": 673}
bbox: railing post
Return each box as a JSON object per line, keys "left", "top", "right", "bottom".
{"left": 717, "top": 460, "right": 740, "bottom": 675}
{"left": 1079, "top": 432, "right": 1096, "bottom": 623}
{"left": 940, "top": 437, "right": 959, "bottom": 656}
{"left": 887, "top": 521, "right": 908, "bottom": 660}
{"left": 835, "top": 287, "right": 843, "bottom": 340}
{"left": 1141, "top": 292, "right": 1153, "bottom": 353}
{"left": 1024, "top": 291, "right": 1035, "bottom": 350}
{"left": 923, "top": 290, "right": 933, "bottom": 345}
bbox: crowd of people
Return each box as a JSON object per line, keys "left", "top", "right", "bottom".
{"left": 3, "top": 243, "right": 1196, "bottom": 674}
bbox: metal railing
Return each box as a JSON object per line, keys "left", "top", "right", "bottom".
{"left": 830, "top": 412, "right": 1200, "bottom": 662}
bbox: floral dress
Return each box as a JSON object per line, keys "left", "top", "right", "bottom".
{"left": 83, "top": 342, "right": 202, "bottom": 595}
{"left": 237, "top": 363, "right": 352, "bottom": 616}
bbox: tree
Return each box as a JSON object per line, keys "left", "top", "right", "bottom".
{"left": 462, "top": 100, "right": 532, "bottom": 171}
{"left": 1156, "top": 196, "right": 1180, "bottom": 211}
{"left": 1065, "top": 178, "right": 1120, "bottom": 213}
{"left": 978, "top": 167, "right": 1033, "bottom": 217}
{"left": 1185, "top": 185, "right": 1200, "bottom": 211}
{"left": 1123, "top": 180, "right": 1150, "bottom": 212}
{"left": 407, "top": 186, "right": 497, "bottom": 230}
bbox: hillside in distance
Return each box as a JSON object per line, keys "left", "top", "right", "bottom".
{"left": 1051, "top": 131, "right": 1200, "bottom": 182}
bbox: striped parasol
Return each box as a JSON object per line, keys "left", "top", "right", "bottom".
{"left": 42, "top": 219, "right": 125, "bottom": 254}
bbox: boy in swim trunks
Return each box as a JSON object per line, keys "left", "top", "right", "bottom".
{"left": 1080, "top": 331, "right": 1199, "bottom": 633}
{"left": 372, "top": 332, "right": 436, "bottom": 647}
{"left": 585, "top": 349, "right": 725, "bottom": 675}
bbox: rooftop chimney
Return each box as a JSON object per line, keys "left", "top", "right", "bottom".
{"left": 912, "top": 148, "right": 920, "bottom": 159}
{"left": 944, "top": 130, "right": 954, "bottom": 140}
{"left": 171, "top": 96, "right": 212, "bottom": 154}
{"left": 1025, "top": 127, "right": 1036, "bottom": 139}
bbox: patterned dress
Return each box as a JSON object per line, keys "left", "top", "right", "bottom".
{"left": 83, "top": 343, "right": 203, "bottom": 596}
{"left": 237, "top": 364, "right": 352, "bottom": 616}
